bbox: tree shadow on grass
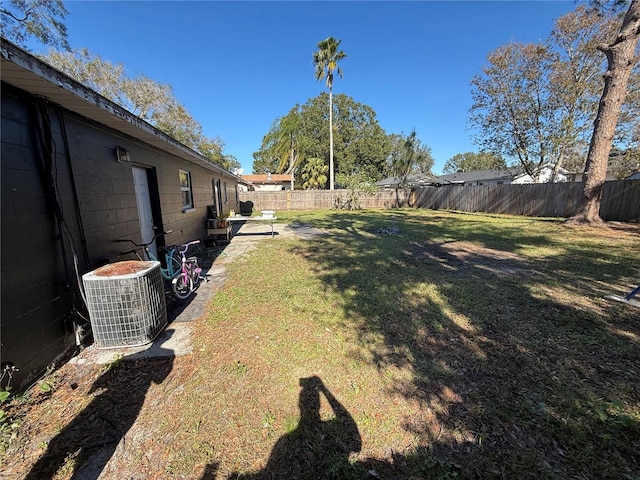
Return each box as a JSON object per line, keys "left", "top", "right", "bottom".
{"left": 24, "top": 336, "right": 175, "bottom": 480}
{"left": 285, "top": 212, "right": 640, "bottom": 478}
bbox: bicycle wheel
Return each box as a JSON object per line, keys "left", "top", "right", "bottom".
{"left": 188, "top": 259, "right": 202, "bottom": 287}
{"left": 172, "top": 273, "right": 193, "bottom": 300}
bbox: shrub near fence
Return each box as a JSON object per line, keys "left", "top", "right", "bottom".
{"left": 239, "top": 180, "right": 640, "bottom": 222}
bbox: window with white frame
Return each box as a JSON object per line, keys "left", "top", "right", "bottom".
{"left": 179, "top": 169, "right": 193, "bottom": 210}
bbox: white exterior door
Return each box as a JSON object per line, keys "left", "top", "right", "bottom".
{"left": 132, "top": 167, "right": 157, "bottom": 259}
{"left": 213, "top": 179, "right": 223, "bottom": 218}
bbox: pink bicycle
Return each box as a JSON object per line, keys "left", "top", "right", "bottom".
{"left": 172, "top": 240, "right": 203, "bottom": 300}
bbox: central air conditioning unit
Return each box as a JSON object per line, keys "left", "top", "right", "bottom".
{"left": 82, "top": 260, "right": 167, "bottom": 348}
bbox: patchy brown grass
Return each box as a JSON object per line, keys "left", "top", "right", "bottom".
{"left": 2, "top": 210, "right": 639, "bottom": 479}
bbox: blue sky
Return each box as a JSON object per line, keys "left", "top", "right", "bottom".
{"left": 30, "top": 1, "right": 583, "bottom": 174}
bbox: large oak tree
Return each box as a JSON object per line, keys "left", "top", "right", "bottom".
{"left": 252, "top": 93, "right": 398, "bottom": 188}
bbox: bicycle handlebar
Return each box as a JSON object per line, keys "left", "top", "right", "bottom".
{"left": 177, "top": 240, "right": 200, "bottom": 255}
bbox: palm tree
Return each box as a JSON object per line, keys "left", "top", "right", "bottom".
{"left": 313, "top": 36, "right": 346, "bottom": 190}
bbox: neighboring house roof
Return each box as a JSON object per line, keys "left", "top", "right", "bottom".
{"left": 242, "top": 174, "right": 292, "bottom": 185}
{"left": 438, "top": 164, "right": 568, "bottom": 184}
{"left": 438, "top": 167, "right": 521, "bottom": 184}
{"left": 376, "top": 173, "right": 443, "bottom": 188}
{"left": 0, "top": 37, "right": 241, "bottom": 180}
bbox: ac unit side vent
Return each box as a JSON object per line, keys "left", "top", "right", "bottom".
{"left": 82, "top": 261, "right": 167, "bottom": 348}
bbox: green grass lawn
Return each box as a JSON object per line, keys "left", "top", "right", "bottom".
{"left": 5, "top": 209, "right": 639, "bottom": 479}
{"left": 188, "top": 209, "right": 639, "bottom": 479}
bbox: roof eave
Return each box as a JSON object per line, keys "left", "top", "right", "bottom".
{"left": 1, "top": 38, "right": 242, "bottom": 181}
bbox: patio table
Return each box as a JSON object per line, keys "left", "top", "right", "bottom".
{"left": 227, "top": 215, "right": 277, "bottom": 238}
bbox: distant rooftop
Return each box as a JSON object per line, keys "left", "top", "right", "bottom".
{"left": 242, "top": 174, "right": 291, "bottom": 184}
{"left": 438, "top": 167, "right": 522, "bottom": 183}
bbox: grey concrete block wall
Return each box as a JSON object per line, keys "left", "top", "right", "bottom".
{"left": 1, "top": 84, "right": 239, "bottom": 389}
{"left": 60, "top": 114, "right": 238, "bottom": 261}
{"left": 1, "top": 88, "right": 78, "bottom": 389}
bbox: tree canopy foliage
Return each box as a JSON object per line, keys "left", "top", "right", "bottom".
{"left": 38, "top": 48, "right": 239, "bottom": 171}
{"left": 470, "top": 42, "right": 556, "bottom": 177}
{"left": 469, "top": 5, "right": 638, "bottom": 180}
{"left": 443, "top": 152, "right": 507, "bottom": 174}
{"left": 301, "top": 157, "right": 328, "bottom": 190}
{"left": 0, "top": 0, "right": 69, "bottom": 50}
{"left": 385, "top": 130, "right": 435, "bottom": 187}
{"left": 252, "top": 93, "right": 433, "bottom": 189}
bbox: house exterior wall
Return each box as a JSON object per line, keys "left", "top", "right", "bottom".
{"left": 241, "top": 174, "right": 293, "bottom": 191}
{"left": 1, "top": 83, "right": 238, "bottom": 389}
{"left": 464, "top": 179, "right": 512, "bottom": 186}
{"left": 66, "top": 113, "right": 238, "bottom": 260}
{"left": 252, "top": 184, "right": 288, "bottom": 191}
{"left": 512, "top": 166, "right": 568, "bottom": 184}
{"left": 1, "top": 85, "right": 79, "bottom": 389}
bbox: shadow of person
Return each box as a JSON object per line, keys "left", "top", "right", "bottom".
{"left": 199, "top": 462, "right": 219, "bottom": 479}
{"left": 25, "top": 333, "right": 175, "bottom": 480}
{"left": 235, "top": 375, "right": 362, "bottom": 479}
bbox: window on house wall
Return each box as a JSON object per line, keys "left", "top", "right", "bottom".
{"left": 235, "top": 184, "right": 239, "bottom": 205}
{"left": 180, "top": 169, "right": 193, "bottom": 211}
{"left": 223, "top": 181, "right": 228, "bottom": 204}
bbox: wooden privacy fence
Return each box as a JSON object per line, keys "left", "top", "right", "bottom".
{"left": 239, "top": 189, "right": 411, "bottom": 211}
{"left": 239, "top": 180, "right": 640, "bottom": 222}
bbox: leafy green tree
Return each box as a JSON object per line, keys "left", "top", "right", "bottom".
{"left": 470, "top": 4, "right": 639, "bottom": 185}
{"left": 470, "top": 42, "right": 557, "bottom": 179}
{"left": 313, "top": 36, "right": 346, "bottom": 190}
{"left": 252, "top": 107, "right": 304, "bottom": 178}
{"left": 252, "top": 93, "right": 393, "bottom": 187}
{"left": 302, "top": 157, "right": 328, "bottom": 190}
{"left": 221, "top": 154, "right": 241, "bottom": 173}
{"left": 1, "top": 0, "right": 69, "bottom": 51}
{"left": 385, "top": 130, "right": 434, "bottom": 185}
{"left": 40, "top": 48, "right": 235, "bottom": 169}
{"left": 251, "top": 156, "right": 278, "bottom": 175}
{"left": 548, "top": 4, "right": 626, "bottom": 179}
{"left": 609, "top": 147, "right": 640, "bottom": 179}
{"left": 443, "top": 152, "right": 506, "bottom": 173}
{"left": 329, "top": 94, "right": 392, "bottom": 180}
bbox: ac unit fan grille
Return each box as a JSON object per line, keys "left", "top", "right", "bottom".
{"left": 82, "top": 261, "right": 167, "bottom": 348}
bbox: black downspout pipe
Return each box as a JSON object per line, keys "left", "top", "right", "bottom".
{"left": 29, "top": 97, "right": 88, "bottom": 341}
{"left": 57, "top": 106, "right": 90, "bottom": 268}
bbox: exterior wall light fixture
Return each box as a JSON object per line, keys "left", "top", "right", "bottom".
{"left": 116, "top": 146, "right": 131, "bottom": 163}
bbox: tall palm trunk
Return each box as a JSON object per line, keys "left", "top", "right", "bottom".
{"left": 329, "top": 88, "right": 334, "bottom": 190}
